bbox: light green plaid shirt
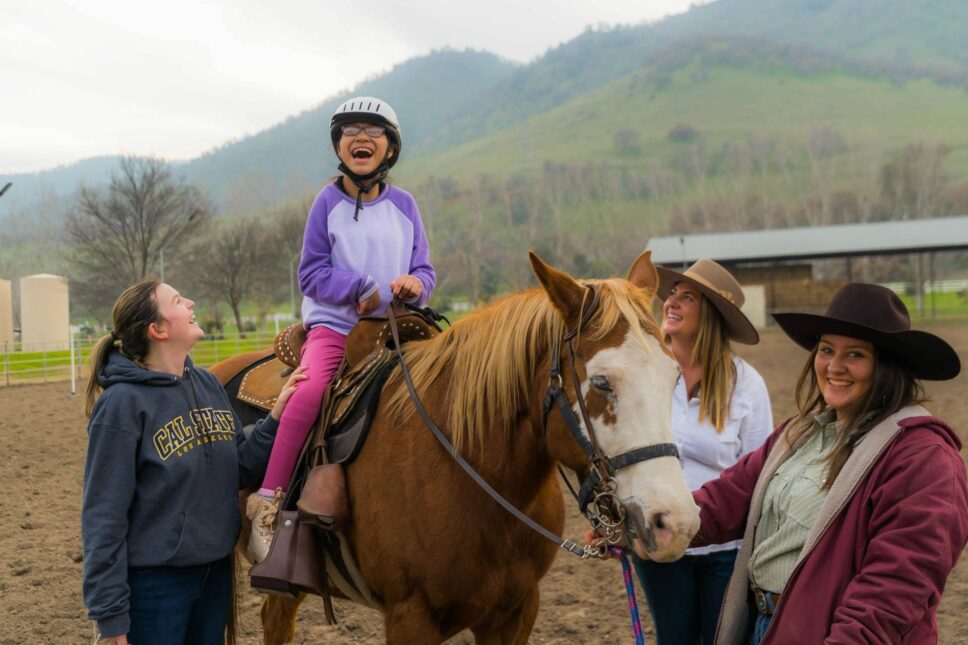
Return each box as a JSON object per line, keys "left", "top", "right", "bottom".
{"left": 748, "top": 410, "right": 840, "bottom": 593}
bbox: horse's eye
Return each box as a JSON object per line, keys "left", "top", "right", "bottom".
{"left": 591, "top": 375, "right": 612, "bottom": 392}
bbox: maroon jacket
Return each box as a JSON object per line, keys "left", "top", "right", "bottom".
{"left": 694, "top": 409, "right": 968, "bottom": 644}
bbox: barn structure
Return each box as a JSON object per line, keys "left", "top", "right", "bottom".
{"left": 647, "top": 215, "right": 968, "bottom": 324}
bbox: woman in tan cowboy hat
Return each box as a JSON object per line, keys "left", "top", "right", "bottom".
{"left": 690, "top": 283, "right": 968, "bottom": 644}
{"left": 634, "top": 259, "right": 773, "bottom": 645}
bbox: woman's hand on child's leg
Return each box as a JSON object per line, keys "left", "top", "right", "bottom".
{"left": 390, "top": 275, "right": 423, "bottom": 302}
{"left": 356, "top": 290, "right": 381, "bottom": 316}
{"left": 271, "top": 365, "right": 309, "bottom": 420}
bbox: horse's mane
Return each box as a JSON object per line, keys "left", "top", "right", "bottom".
{"left": 384, "top": 278, "right": 661, "bottom": 455}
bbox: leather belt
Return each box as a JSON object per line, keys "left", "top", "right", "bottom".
{"left": 752, "top": 587, "right": 780, "bottom": 616}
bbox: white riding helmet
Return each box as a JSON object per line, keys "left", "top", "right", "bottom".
{"left": 330, "top": 96, "right": 402, "bottom": 168}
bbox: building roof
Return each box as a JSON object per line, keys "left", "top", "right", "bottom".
{"left": 647, "top": 216, "right": 968, "bottom": 266}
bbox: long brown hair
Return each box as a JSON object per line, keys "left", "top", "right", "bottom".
{"left": 84, "top": 278, "right": 162, "bottom": 416}
{"left": 786, "top": 343, "right": 925, "bottom": 489}
{"left": 689, "top": 297, "right": 736, "bottom": 433}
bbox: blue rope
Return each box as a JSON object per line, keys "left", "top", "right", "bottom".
{"left": 612, "top": 548, "right": 645, "bottom": 644}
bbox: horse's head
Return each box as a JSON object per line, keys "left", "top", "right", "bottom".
{"left": 531, "top": 251, "right": 700, "bottom": 562}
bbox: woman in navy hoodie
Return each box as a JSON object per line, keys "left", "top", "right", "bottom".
{"left": 81, "top": 279, "right": 305, "bottom": 645}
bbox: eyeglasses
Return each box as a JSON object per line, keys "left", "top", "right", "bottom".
{"left": 340, "top": 124, "right": 386, "bottom": 138}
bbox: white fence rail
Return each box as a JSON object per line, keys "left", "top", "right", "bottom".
{"left": 882, "top": 279, "right": 968, "bottom": 294}
{"left": 2, "top": 332, "right": 279, "bottom": 388}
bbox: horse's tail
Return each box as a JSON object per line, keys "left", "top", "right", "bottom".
{"left": 226, "top": 549, "right": 241, "bottom": 645}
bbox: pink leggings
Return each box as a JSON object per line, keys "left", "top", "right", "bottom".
{"left": 260, "top": 325, "right": 346, "bottom": 492}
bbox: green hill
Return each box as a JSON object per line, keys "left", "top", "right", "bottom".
{"left": 181, "top": 49, "right": 518, "bottom": 207}
{"left": 400, "top": 37, "right": 968, "bottom": 185}
{"left": 6, "top": 0, "right": 968, "bottom": 304}
{"left": 662, "top": 0, "right": 968, "bottom": 71}
{"left": 420, "top": 0, "right": 968, "bottom": 155}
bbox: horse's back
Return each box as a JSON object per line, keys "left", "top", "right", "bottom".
{"left": 209, "top": 347, "right": 275, "bottom": 386}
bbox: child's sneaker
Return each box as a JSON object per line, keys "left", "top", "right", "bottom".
{"left": 245, "top": 489, "right": 282, "bottom": 563}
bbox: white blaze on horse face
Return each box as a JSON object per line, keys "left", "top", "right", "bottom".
{"left": 579, "top": 331, "right": 700, "bottom": 562}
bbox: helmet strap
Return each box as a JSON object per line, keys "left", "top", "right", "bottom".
{"left": 337, "top": 151, "right": 392, "bottom": 221}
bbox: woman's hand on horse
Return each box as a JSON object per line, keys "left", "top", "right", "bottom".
{"left": 390, "top": 275, "right": 423, "bottom": 302}
{"left": 356, "top": 290, "right": 381, "bottom": 316}
{"left": 271, "top": 366, "right": 309, "bottom": 420}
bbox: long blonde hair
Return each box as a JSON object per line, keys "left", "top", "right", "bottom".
{"left": 689, "top": 297, "right": 736, "bottom": 433}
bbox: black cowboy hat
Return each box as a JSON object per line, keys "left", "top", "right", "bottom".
{"left": 772, "top": 283, "right": 960, "bottom": 381}
{"left": 656, "top": 259, "right": 759, "bottom": 345}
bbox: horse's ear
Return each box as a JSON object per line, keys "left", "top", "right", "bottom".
{"left": 530, "top": 251, "right": 586, "bottom": 330}
{"left": 627, "top": 250, "right": 659, "bottom": 295}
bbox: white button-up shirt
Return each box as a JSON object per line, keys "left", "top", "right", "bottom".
{"left": 674, "top": 357, "right": 774, "bottom": 555}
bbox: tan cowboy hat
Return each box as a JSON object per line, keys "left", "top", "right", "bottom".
{"left": 656, "top": 259, "right": 759, "bottom": 345}
{"left": 772, "top": 283, "right": 960, "bottom": 381}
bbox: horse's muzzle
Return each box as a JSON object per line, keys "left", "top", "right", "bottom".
{"left": 624, "top": 501, "right": 694, "bottom": 562}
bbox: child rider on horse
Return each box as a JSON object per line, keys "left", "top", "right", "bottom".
{"left": 246, "top": 96, "right": 437, "bottom": 561}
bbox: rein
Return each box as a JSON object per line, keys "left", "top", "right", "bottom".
{"left": 386, "top": 304, "right": 598, "bottom": 559}
{"left": 386, "top": 287, "right": 678, "bottom": 556}
{"left": 387, "top": 293, "right": 664, "bottom": 641}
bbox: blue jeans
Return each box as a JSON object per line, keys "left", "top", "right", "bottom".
{"left": 749, "top": 612, "right": 773, "bottom": 645}
{"left": 634, "top": 549, "right": 737, "bottom": 645}
{"left": 127, "top": 556, "right": 232, "bottom": 645}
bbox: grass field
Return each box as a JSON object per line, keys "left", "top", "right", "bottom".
{"left": 899, "top": 291, "right": 968, "bottom": 320}
{"left": 399, "top": 63, "right": 968, "bottom": 188}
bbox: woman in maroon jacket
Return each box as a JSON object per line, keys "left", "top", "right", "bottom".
{"left": 692, "top": 283, "right": 968, "bottom": 644}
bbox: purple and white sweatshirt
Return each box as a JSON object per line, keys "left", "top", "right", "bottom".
{"left": 298, "top": 181, "right": 436, "bottom": 334}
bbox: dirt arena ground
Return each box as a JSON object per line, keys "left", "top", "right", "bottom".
{"left": 2, "top": 322, "right": 967, "bottom": 643}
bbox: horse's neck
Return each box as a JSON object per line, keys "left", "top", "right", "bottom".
{"left": 405, "top": 307, "right": 560, "bottom": 501}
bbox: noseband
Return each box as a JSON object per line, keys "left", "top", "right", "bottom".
{"left": 541, "top": 284, "right": 679, "bottom": 547}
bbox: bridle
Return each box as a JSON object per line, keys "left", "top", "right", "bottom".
{"left": 386, "top": 287, "right": 678, "bottom": 559}
{"left": 541, "top": 284, "right": 679, "bottom": 549}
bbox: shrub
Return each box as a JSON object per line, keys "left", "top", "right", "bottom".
{"left": 667, "top": 123, "right": 699, "bottom": 143}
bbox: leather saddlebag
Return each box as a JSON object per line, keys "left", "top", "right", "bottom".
{"left": 249, "top": 510, "right": 326, "bottom": 597}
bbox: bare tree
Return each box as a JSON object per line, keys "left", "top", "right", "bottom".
{"left": 191, "top": 217, "right": 270, "bottom": 337}
{"left": 66, "top": 157, "right": 211, "bottom": 316}
{"left": 540, "top": 164, "right": 573, "bottom": 265}
{"left": 269, "top": 197, "right": 311, "bottom": 260}
{"left": 804, "top": 125, "right": 844, "bottom": 226}
{"left": 414, "top": 177, "right": 444, "bottom": 244}
{"left": 458, "top": 175, "right": 492, "bottom": 305}
{"left": 879, "top": 143, "right": 948, "bottom": 219}
{"left": 845, "top": 136, "right": 885, "bottom": 224}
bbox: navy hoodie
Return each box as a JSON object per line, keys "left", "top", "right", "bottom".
{"left": 81, "top": 351, "right": 278, "bottom": 638}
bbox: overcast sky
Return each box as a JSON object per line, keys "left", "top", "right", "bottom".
{"left": 1, "top": 0, "right": 702, "bottom": 174}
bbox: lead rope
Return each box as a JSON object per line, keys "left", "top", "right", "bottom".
{"left": 611, "top": 547, "right": 646, "bottom": 644}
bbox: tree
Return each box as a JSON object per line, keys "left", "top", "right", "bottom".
{"left": 804, "top": 125, "right": 845, "bottom": 226}
{"left": 271, "top": 198, "right": 311, "bottom": 262}
{"left": 66, "top": 157, "right": 212, "bottom": 317}
{"left": 191, "top": 217, "right": 271, "bottom": 337}
{"left": 879, "top": 143, "right": 948, "bottom": 220}
{"left": 264, "top": 197, "right": 312, "bottom": 320}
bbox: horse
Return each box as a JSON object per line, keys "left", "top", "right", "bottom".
{"left": 211, "top": 251, "right": 700, "bottom": 644}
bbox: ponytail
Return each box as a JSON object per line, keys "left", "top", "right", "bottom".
{"left": 84, "top": 332, "right": 119, "bottom": 417}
